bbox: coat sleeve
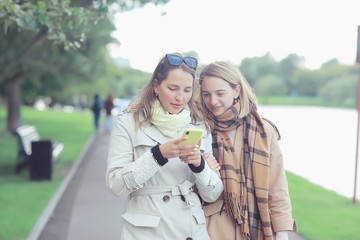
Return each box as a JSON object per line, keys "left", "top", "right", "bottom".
{"left": 193, "top": 130, "right": 224, "bottom": 203}
{"left": 105, "top": 114, "right": 161, "bottom": 197}
{"left": 265, "top": 121, "right": 297, "bottom": 233}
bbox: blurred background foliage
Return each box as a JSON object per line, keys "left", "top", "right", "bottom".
{"left": 0, "top": 0, "right": 168, "bottom": 132}
{"left": 1, "top": 41, "right": 357, "bottom": 109}
{"left": 238, "top": 53, "right": 358, "bottom": 108}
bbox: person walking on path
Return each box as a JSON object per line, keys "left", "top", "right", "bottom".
{"left": 199, "top": 61, "right": 297, "bottom": 240}
{"left": 91, "top": 93, "right": 103, "bottom": 130}
{"left": 104, "top": 94, "right": 114, "bottom": 133}
{"left": 106, "top": 53, "right": 223, "bottom": 240}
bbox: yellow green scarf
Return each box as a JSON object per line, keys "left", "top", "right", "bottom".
{"left": 151, "top": 100, "right": 191, "bottom": 137}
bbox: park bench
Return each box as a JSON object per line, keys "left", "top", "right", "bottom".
{"left": 13, "top": 125, "right": 64, "bottom": 180}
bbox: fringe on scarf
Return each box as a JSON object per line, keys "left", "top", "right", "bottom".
{"left": 223, "top": 192, "right": 243, "bottom": 224}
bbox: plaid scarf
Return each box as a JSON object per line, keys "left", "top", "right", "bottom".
{"left": 207, "top": 102, "right": 272, "bottom": 240}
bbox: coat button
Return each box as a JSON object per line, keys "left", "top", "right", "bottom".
{"left": 163, "top": 195, "right": 170, "bottom": 203}
{"left": 181, "top": 195, "right": 185, "bottom": 202}
{"left": 186, "top": 238, "right": 193, "bottom": 240}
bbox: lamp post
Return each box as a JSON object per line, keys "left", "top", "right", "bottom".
{"left": 354, "top": 25, "right": 360, "bottom": 204}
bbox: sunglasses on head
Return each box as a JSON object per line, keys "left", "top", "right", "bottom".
{"left": 166, "top": 54, "right": 198, "bottom": 69}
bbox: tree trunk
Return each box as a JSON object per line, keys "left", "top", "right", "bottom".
{"left": 6, "top": 80, "right": 22, "bottom": 133}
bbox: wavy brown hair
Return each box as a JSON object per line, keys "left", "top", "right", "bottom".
{"left": 127, "top": 53, "right": 208, "bottom": 130}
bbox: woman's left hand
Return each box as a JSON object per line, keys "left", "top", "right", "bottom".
{"left": 203, "top": 152, "right": 220, "bottom": 172}
{"left": 180, "top": 148, "right": 202, "bottom": 167}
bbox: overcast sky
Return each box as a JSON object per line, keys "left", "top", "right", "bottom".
{"left": 108, "top": 0, "right": 360, "bottom": 73}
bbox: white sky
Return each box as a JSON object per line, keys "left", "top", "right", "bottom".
{"left": 108, "top": 0, "right": 360, "bottom": 73}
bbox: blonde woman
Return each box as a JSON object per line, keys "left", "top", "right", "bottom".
{"left": 199, "top": 61, "right": 297, "bottom": 240}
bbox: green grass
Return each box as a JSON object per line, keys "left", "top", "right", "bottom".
{"left": 287, "top": 172, "right": 360, "bottom": 240}
{"left": 0, "top": 105, "right": 93, "bottom": 240}
{"left": 1, "top": 102, "right": 360, "bottom": 240}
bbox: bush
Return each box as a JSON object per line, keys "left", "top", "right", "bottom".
{"left": 254, "top": 74, "right": 286, "bottom": 103}
{"left": 318, "top": 76, "right": 357, "bottom": 108}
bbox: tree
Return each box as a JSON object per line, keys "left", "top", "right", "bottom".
{"left": 239, "top": 52, "right": 279, "bottom": 87}
{"left": 0, "top": 0, "right": 109, "bottom": 132}
{"left": 254, "top": 74, "right": 286, "bottom": 103}
{"left": 0, "top": 0, "right": 170, "bottom": 132}
{"left": 318, "top": 76, "right": 357, "bottom": 107}
{"left": 279, "top": 53, "right": 304, "bottom": 95}
{"left": 292, "top": 69, "right": 322, "bottom": 97}
{"left": 19, "top": 16, "right": 117, "bottom": 105}
{"left": 319, "top": 59, "right": 358, "bottom": 86}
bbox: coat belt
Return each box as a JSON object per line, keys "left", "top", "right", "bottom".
{"left": 130, "top": 180, "right": 195, "bottom": 207}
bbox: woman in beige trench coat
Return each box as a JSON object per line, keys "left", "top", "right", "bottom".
{"left": 106, "top": 53, "right": 223, "bottom": 240}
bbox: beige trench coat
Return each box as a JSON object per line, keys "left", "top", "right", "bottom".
{"left": 203, "top": 120, "right": 297, "bottom": 239}
{"left": 106, "top": 112, "right": 223, "bottom": 240}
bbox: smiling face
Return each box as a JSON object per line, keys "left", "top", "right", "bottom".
{"left": 201, "top": 76, "right": 241, "bottom": 117}
{"left": 154, "top": 68, "right": 194, "bottom": 114}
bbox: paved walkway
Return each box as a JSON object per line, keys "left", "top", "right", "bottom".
{"left": 28, "top": 130, "right": 304, "bottom": 240}
{"left": 32, "top": 131, "right": 126, "bottom": 240}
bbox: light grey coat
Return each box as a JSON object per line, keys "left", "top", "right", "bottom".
{"left": 106, "top": 111, "right": 223, "bottom": 240}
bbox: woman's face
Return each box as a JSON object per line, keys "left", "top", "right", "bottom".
{"left": 154, "top": 68, "right": 193, "bottom": 114}
{"left": 201, "top": 76, "right": 240, "bottom": 117}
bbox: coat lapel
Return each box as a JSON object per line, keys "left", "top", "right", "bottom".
{"left": 140, "top": 124, "right": 172, "bottom": 145}
{"left": 137, "top": 111, "right": 172, "bottom": 145}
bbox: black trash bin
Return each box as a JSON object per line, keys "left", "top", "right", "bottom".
{"left": 30, "top": 140, "right": 54, "bottom": 180}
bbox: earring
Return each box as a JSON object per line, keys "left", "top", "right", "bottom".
{"left": 233, "top": 97, "right": 239, "bottom": 104}
{"left": 155, "top": 92, "right": 159, "bottom": 97}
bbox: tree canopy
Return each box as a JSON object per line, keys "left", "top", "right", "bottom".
{"left": 0, "top": 0, "right": 169, "bottom": 132}
{"left": 239, "top": 53, "right": 357, "bottom": 108}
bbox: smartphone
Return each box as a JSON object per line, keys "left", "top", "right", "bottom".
{"left": 180, "top": 128, "right": 203, "bottom": 145}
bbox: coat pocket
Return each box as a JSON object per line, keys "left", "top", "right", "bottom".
{"left": 202, "top": 199, "right": 223, "bottom": 217}
{"left": 192, "top": 206, "right": 206, "bottom": 224}
{"left": 122, "top": 212, "right": 161, "bottom": 227}
{"left": 133, "top": 133, "right": 158, "bottom": 157}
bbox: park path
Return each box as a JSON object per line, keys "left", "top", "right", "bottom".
{"left": 32, "top": 131, "right": 126, "bottom": 240}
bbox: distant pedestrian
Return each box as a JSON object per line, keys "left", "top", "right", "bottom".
{"left": 104, "top": 94, "right": 114, "bottom": 133}
{"left": 91, "top": 93, "right": 103, "bottom": 130}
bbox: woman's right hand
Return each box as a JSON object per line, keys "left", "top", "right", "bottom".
{"left": 159, "top": 136, "right": 199, "bottom": 159}
{"left": 203, "top": 152, "right": 221, "bottom": 172}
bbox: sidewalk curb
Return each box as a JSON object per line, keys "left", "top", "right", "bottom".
{"left": 26, "top": 133, "right": 96, "bottom": 240}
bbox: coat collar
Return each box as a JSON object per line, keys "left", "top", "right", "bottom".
{"left": 137, "top": 108, "right": 200, "bottom": 145}
{"left": 138, "top": 109, "right": 173, "bottom": 144}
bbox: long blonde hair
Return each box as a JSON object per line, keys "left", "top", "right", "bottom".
{"left": 199, "top": 61, "right": 258, "bottom": 119}
{"left": 128, "top": 53, "right": 207, "bottom": 128}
